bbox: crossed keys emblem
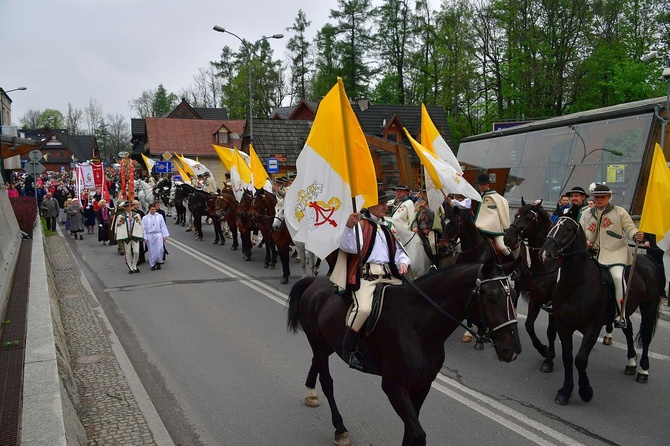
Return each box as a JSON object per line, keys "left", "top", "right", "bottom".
{"left": 293, "top": 182, "right": 342, "bottom": 230}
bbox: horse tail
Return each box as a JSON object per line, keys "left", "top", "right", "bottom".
{"left": 635, "top": 292, "right": 661, "bottom": 349}
{"left": 287, "top": 277, "right": 318, "bottom": 334}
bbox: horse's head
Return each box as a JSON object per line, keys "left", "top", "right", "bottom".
{"left": 539, "top": 206, "right": 583, "bottom": 264}
{"left": 475, "top": 260, "right": 522, "bottom": 362}
{"left": 273, "top": 199, "right": 286, "bottom": 231}
{"left": 504, "top": 198, "right": 546, "bottom": 250}
{"left": 440, "top": 203, "right": 466, "bottom": 246}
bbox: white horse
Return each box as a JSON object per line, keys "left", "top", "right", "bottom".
{"left": 134, "top": 179, "right": 154, "bottom": 213}
{"left": 388, "top": 219, "right": 434, "bottom": 279}
{"left": 274, "top": 198, "right": 317, "bottom": 278}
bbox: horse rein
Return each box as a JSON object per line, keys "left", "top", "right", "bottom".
{"left": 544, "top": 216, "right": 582, "bottom": 259}
{"left": 402, "top": 267, "right": 517, "bottom": 344}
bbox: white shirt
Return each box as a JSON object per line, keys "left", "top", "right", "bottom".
{"left": 340, "top": 215, "right": 410, "bottom": 267}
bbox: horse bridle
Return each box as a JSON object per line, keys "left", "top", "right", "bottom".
{"left": 402, "top": 266, "right": 517, "bottom": 344}
{"left": 508, "top": 209, "right": 538, "bottom": 242}
{"left": 543, "top": 216, "right": 581, "bottom": 259}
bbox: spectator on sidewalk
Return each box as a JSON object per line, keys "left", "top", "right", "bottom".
{"left": 40, "top": 192, "right": 60, "bottom": 232}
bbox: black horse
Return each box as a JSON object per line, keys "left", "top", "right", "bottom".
{"left": 503, "top": 198, "right": 559, "bottom": 372}
{"left": 171, "top": 183, "right": 188, "bottom": 226}
{"left": 287, "top": 261, "right": 521, "bottom": 446}
{"left": 441, "top": 204, "right": 498, "bottom": 263}
{"left": 249, "top": 189, "right": 278, "bottom": 269}
{"left": 177, "top": 183, "right": 209, "bottom": 241}
{"left": 539, "top": 208, "right": 661, "bottom": 405}
{"left": 153, "top": 178, "right": 173, "bottom": 216}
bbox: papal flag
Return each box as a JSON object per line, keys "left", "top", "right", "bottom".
{"left": 404, "top": 128, "right": 480, "bottom": 212}
{"left": 640, "top": 144, "right": 670, "bottom": 250}
{"left": 141, "top": 154, "right": 156, "bottom": 173}
{"left": 170, "top": 155, "right": 191, "bottom": 182}
{"left": 284, "top": 77, "right": 377, "bottom": 259}
{"left": 249, "top": 144, "right": 273, "bottom": 193}
{"left": 175, "top": 153, "right": 195, "bottom": 176}
{"left": 421, "top": 104, "right": 462, "bottom": 174}
{"left": 230, "top": 148, "right": 252, "bottom": 202}
{"left": 213, "top": 144, "right": 234, "bottom": 171}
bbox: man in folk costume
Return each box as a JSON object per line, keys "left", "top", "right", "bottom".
{"left": 273, "top": 176, "right": 289, "bottom": 199}
{"left": 142, "top": 203, "right": 170, "bottom": 271}
{"left": 566, "top": 185, "right": 590, "bottom": 220}
{"left": 202, "top": 171, "right": 218, "bottom": 194}
{"left": 410, "top": 189, "right": 444, "bottom": 265}
{"left": 579, "top": 184, "right": 644, "bottom": 328}
{"left": 336, "top": 189, "right": 411, "bottom": 371}
{"left": 115, "top": 201, "right": 144, "bottom": 274}
{"left": 390, "top": 185, "right": 415, "bottom": 230}
{"left": 473, "top": 173, "right": 514, "bottom": 262}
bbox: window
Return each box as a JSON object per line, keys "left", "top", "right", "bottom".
{"left": 218, "top": 130, "right": 229, "bottom": 145}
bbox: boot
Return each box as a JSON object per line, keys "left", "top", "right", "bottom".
{"left": 342, "top": 327, "right": 363, "bottom": 371}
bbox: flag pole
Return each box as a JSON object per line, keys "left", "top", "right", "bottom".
{"left": 617, "top": 240, "right": 639, "bottom": 328}
{"left": 337, "top": 79, "right": 366, "bottom": 276}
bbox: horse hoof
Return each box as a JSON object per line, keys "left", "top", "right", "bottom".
{"left": 185, "top": 228, "right": 192, "bottom": 232}
{"left": 263, "top": 263, "right": 269, "bottom": 268}
{"left": 461, "top": 334, "right": 473, "bottom": 343}
{"left": 219, "top": 241, "right": 225, "bottom": 246}
{"left": 269, "top": 264, "right": 276, "bottom": 270}
{"left": 280, "top": 277, "right": 289, "bottom": 284}
{"left": 579, "top": 386, "right": 593, "bottom": 402}
{"left": 304, "top": 395, "right": 319, "bottom": 407}
{"left": 474, "top": 342, "right": 484, "bottom": 351}
{"left": 540, "top": 361, "right": 553, "bottom": 373}
{"left": 636, "top": 372, "right": 649, "bottom": 383}
{"left": 334, "top": 432, "right": 351, "bottom": 446}
{"left": 624, "top": 365, "right": 637, "bottom": 375}
{"left": 554, "top": 393, "right": 570, "bottom": 405}
{"left": 244, "top": 256, "right": 251, "bottom": 261}
{"left": 231, "top": 246, "right": 238, "bottom": 251}
{"left": 602, "top": 335, "right": 613, "bottom": 346}
{"left": 213, "top": 240, "right": 219, "bottom": 245}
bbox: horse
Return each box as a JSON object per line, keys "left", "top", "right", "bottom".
{"left": 177, "top": 183, "right": 208, "bottom": 241}
{"left": 134, "top": 179, "right": 154, "bottom": 213}
{"left": 214, "top": 191, "right": 239, "bottom": 251}
{"left": 287, "top": 260, "right": 521, "bottom": 446}
{"left": 248, "top": 189, "right": 278, "bottom": 270}
{"left": 539, "top": 208, "right": 661, "bottom": 405}
{"left": 503, "top": 198, "right": 559, "bottom": 372}
{"left": 441, "top": 203, "right": 497, "bottom": 263}
{"left": 171, "top": 183, "right": 188, "bottom": 227}
{"left": 272, "top": 198, "right": 319, "bottom": 283}
{"left": 153, "top": 178, "right": 174, "bottom": 216}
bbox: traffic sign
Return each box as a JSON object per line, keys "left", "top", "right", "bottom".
{"left": 267, "top": 157, "right": 279, "bottom": 173}
{"left": 28, "top": 150, "right": 43, "bottom": 161}
{"left": 155, "top": 161, "right": 172, "bottom": 174}
{"left": 25, "top": 161, "right": 45, "bottom": 175}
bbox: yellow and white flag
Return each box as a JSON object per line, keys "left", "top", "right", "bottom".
{"left": 404, "top": 128, "right": 480, "bottom": 211}
{"left": 213, "top": 144, "right": 233, "bottom": 171}
{"left": 249, "top": 144, "right": 272, "bottom": 192}
{"left": 141, "top": 154, "right": 156, "bottom": 173}
{"left": 230, "top": 148, "right": 252, "bottom": 202}
{"left": 640, "top": 144, "right": 670, "bottom": 250}
{"left": 170, "top": 156, "right": 191, "bottom": 182}
{"left": 284, "top": 78, "right": 377, "bottom": 259}
{"left": 421, "top": 104, "right": 462, "bottom": 173}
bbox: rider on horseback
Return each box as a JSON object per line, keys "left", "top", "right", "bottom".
{"left": 410, "top": 189, "right": 444, "bottom": 266}
{"left": 580, "top": 184, "right": 644, "bottom": 328}
{"left": 473, "top": 173, "right": 514, "bottom": 263}
{"left": 390, "top": 185, "right": 415, "bottom": 230}
{"left": 337, "top": 189, "right": 411, "bottom": 371}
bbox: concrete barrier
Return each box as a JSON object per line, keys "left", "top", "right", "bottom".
{"left": 0, "top": 189, "right": 21, "bottom": 321}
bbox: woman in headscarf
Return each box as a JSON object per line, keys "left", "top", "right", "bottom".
{"left": 67, "top": 199, "right": 85, "bottom": 240}
{"left": 96, "top": 198, "right": 113, "bottom": 245}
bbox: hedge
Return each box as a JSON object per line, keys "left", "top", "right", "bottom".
{"left": 9, "top": 196, "right": 37, "bottom": 238}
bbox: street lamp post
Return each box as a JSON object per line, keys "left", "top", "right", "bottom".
{"left": 0, "top": 86, "right": 27, "bottom": 185}
{"left": 213, "top": 26, "right": 283, "bottom": 146}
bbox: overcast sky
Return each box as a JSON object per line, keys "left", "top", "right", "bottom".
{"left": 4, "top": 0, "right": 421, "bottom": 127}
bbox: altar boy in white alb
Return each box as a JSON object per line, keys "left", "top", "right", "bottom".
{"left": 142, "top": 203, "right": 170, "bottom": 271}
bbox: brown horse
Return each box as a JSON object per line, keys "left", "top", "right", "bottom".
{"left": 214, "top": 191, "right": 239, "bottom": 251}
{"left": 248, "top": 189, "right": 277, "bottom": 269}
{"left": 252, "top": 191, "right": 293, "bottom": 283}
{"left": 540, "top": 208, "right": 661, "bottom": 405}
{"left": 287, "top": 260, "right": 521, "bottom": 446}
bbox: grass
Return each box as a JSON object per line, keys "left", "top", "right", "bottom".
{"left": 40, "top": 217, "right": 57, "bottom": 237}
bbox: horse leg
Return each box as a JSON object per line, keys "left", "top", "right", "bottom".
{"left": 603, "top": 322, "right": 613, "bottom": 345}
{"left": 304, "top": 364, "right": 320, "bottom": 407}
{"left": 310, "top": 349, "right": 350, "bottom": 446}
{"left": 575, "top": 329, "right": 599, "bottom": 403}
{"left": 381, "top": 378, "right": 426, "bottom": 446}
{"left": 279, "top": 248, "right": 290, "bottom": 284}
{"left": 296, "top": 243, "right": 307, "bottom": 278}
{"left": 212, "top": 217, "right": 221, "bottom": 244}
{"left": 230, "top": 225, "right": 239, "bottom": 251}
{"left": 525, "top": 299, "right": 552, "bottom": 371}
{"left": 555, "top": 326, "right": 575, "bottom": 405}
{"left": 622, "top": 317, "right": 637, "bottom": 376}
{"left": 545, "top": 314, "right": 557, "bottom": 373}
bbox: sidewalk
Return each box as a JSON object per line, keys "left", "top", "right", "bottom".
{"left": 32, "top": 226, "right": 173, "bottom": 445}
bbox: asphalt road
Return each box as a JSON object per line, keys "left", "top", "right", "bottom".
{"left": 71, "top": 216, "right": 670, "bottom": 446}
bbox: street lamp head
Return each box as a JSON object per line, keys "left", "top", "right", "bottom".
{"left": 269, "top": 34, "right": 284, "bottom": 39}
{"left": 2, "top": 86, "right": 27, "bottom": 93}
{"left": 213, "top": 25, "right": 226, "bottom": 33}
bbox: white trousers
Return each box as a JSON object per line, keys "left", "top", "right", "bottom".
{"left": 347, "top": 264, "right": 402, "bottom": 332}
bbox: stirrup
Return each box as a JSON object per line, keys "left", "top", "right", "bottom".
{"left": 614, "top": 319, "right": 626, "bottom": 329}
{"left": 348, "top": 351, "right": 363, "bottom": 371}
{"left": 540, "top": 302, "right": 553, "bottom": 313}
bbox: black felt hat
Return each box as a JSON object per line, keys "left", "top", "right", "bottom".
{"left": 567, "top": 186, "right": 589, "bottom": 197}
{"left": 475, "top": 174, "right": 490, "bottom": 184}
{"left": 591, "top": 184, "right": 615, "bottom": 195}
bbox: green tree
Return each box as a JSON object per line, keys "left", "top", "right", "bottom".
{"left": 374, "top": 0, "right": 415, "bottom": 105}
{"left": 286, "top": 9, "right": 313, "bottom": 104}
{"left": 153, "top": 84, "right": 178, "bottom": 117}
{"left": 330, "top": 0, "right": 376, "bottom": 98}
{"left": 40, "top": 109, "right": 64, "bottom": 128}
{"left": 19, "top": 109, "right": 42, "bottom": 129}
{"left": 311, "top": 23, "right": 342, "bottom": 99}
